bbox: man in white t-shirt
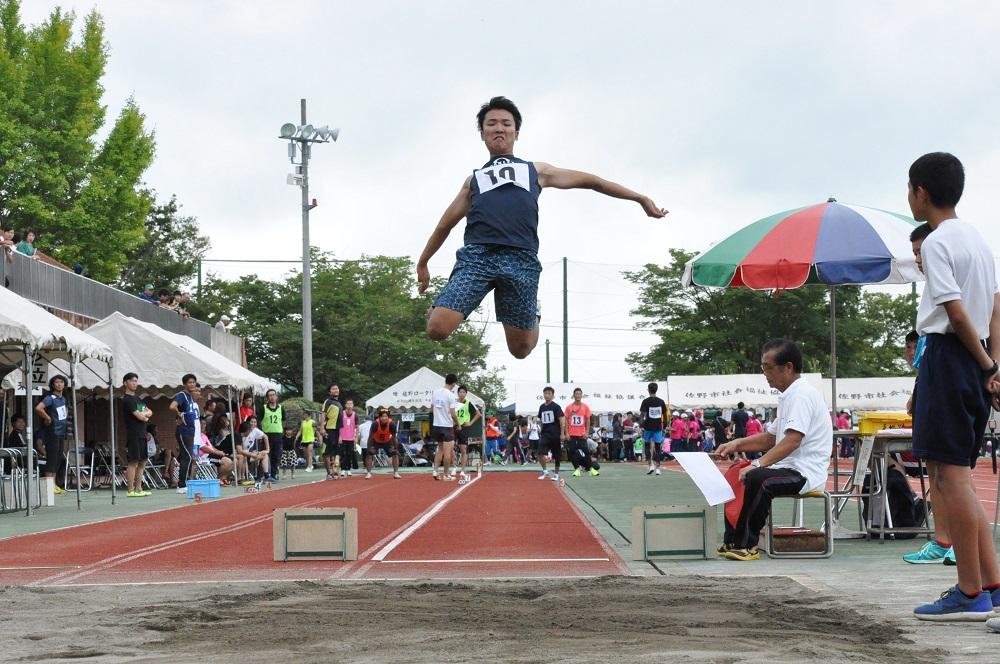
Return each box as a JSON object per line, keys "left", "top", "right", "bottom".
{"left": 714, "top": 339, "right": 831, "bottom": 561}
{"left": 430, "top": 373, "right": 460, "bottom": 480}
{"left": 903, "top": 152, "right": 1000, "bottom": 624}
{"left": 358, "top": 418, "right": 373, "bottom": 452}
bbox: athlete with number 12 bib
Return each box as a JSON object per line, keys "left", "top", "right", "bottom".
{"left": 416, "top": 96, "right": 668, "bottom": 359}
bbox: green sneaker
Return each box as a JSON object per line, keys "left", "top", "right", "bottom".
{"left": 571, "top": 469, "right": 582, "bottom": 477}
{"left": 943, "top": 547, "right": 956, "bottom": 566}
{"left": 903, "top": 540, "right": 949, "bottom": 564}
{"left": 126, "top": 491, "right": 139, "bottom": 498}
{"left": 588, "top": 468, "right": 599, "bottom": 477}
{"left": 140, "top": 490, "right": 152, "bottom": 497}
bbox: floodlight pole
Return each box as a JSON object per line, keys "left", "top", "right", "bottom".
{"left": 300, "top": 98, "right": 315, "bottom": 401}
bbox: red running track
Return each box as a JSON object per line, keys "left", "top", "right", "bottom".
{"left": 0, "top": 472, "right": 627, "bottom": 587}
{"left": 350, "top": 472, "right": 629, "bottom": 579}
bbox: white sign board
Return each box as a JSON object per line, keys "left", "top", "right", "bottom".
{"left": 513, "top": 382, "right": 663, "bottom": 415}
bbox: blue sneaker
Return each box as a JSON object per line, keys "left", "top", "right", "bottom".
{"left": 903, "top": 540, "right": 948, "bottom": 564}
{"left": 914, "top": 586, "right": 994, "bottom": 621}
{"left": 987, "top": 586, "right": 1000, "bottom": 613}
{"left": 942, "top": 547, "right": 956, "bottom": 566}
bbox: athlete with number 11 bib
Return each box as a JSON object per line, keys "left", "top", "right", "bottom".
{"left": 416, "top": 96, "right": 668, "bottom": 359}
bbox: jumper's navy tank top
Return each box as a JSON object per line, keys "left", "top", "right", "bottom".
{"left": 464, "top": 155, "right": 541, "bottom": 253}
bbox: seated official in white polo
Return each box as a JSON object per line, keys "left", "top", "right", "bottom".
{"left": 714, "top": 339, "right": 832, "bottom": 561}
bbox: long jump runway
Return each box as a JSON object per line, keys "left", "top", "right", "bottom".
{"left": 0, "top": 472, "right": 627, "bottom": 587}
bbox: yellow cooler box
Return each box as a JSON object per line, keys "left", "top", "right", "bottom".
{"left": 857, "top": 411, "right": 912, "bottom": 436}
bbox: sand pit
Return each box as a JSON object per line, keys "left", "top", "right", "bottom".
{"left": 2, "top": 576, "right": 944, "bottom": 663}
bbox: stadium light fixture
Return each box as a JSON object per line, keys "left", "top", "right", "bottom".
{"left": 276, "top": 100, "right": 340, "bottom": 401}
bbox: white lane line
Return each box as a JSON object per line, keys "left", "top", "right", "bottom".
{"left": 371, "top": 475, "right": 481, "bottom": 561}
{"left": 379, "top": 557, "right": 609, "bottom": 564}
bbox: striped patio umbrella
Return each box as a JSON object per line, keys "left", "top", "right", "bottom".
{"left": 681, "top": 198, "right": 923, "bottom": 420}
{"left": 682, "top": 199, "right": 923, "bottom": 290}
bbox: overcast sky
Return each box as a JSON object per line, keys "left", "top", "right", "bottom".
{"left": 22, "top": 1, "right": 1000, "bottom": 393}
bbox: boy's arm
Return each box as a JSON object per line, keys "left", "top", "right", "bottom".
{"left": 35, "top": 400, "right": 50, "bottom": 424}
{"left": 416, "top": 177, "right": 473, "bottom": 294}
{"left": 535, "top": 163, "right": 667, "bottom": 218}
{"left": 943, "top": 300, "right": 998, "bottom": 385}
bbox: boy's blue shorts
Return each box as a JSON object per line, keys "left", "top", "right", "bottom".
{"left": 913, "top": 333, "right": 990, "bottom": 467}
{"left": 433, "top": 244, "right": 541, "bottom": 330}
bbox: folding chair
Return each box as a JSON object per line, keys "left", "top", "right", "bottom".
{"left": 829, "top": 435, "right": 874, "bottom": 536}
{"left": 194, "top": 459, "right": 218, "bottom": 480}
{"left": 92, "top": 444, "right": 127, "bottom": 489}
{"left": 64, "top": 447, "right": 95, "bottom": 491}
{"left": 401, "top": 444, "right": 429, "bottom": 467}
{"left": 143, "top": 453, "right": 168, "bottom": 489}
{"left": 0, "top": 448, "right": 27, "bottom": 513}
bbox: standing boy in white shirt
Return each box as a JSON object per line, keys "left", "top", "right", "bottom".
{"left": 905, "top": 152, "right": 1000, "bottom": 623}
{"left": 431, "top": 373, "right": 460, "bottom": 481}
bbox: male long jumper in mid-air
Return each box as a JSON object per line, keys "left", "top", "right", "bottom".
{"left": 416, "top": 96, "right": 668, "bottom": 359}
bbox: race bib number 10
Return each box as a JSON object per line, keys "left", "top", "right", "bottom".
{"left": 474, "top": 161, "right": 530, "bottom": 194}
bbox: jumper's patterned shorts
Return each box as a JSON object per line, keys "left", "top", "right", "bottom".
{"left": 433, "top": 244, "right": 541, "bottom": 330}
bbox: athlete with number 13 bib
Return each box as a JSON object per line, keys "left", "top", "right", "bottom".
{"left": 416, "top": 96, "right": 668, "bottom": 359}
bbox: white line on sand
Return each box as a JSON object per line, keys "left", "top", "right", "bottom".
{"left": 0, "top": 565, "right": 81, "bottom": 570}
{"left": 371, "top": 474, "right": 481, "bottom": 561}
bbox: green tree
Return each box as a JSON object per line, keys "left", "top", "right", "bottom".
{"left": 462, "top": 366, "right": 508, "bottom": 412}
{"left": 625, "top": 249, "right": 916, "bottom": 379}
{"left": 188, "top": 253, "right": 500, "bottom": 404}
{"left": 0, "top": 2, "right": 154, "bottom": 281}
{"left": 118, "top": 194, "right": 211, "bottom": 294}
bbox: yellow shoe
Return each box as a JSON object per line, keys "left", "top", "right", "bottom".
{"left": 720, "top": 548, "right": 760, "bottom": 561}
{"left": 127, "top": 491, "right": 140, "bottom": 498}
{"left": 54, "top": 486, "right": 66, "bottom": 494}
{"left": 140, "top": 490, "right": 152, "bottom": 497}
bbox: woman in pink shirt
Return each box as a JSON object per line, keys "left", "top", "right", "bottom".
{"left": 687, "top": 414, "right": 702, "bottom": 452}
{"left": 338, "top": 399, "right": 359, "bottom": 477}
{"left": 745, "top": 411, "right": 763, "bottom": 436}
{"left": 670, "top": 413, "right": 687, "bottom": 453}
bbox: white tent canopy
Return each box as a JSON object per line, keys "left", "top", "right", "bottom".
{"left": 366, "top": 367, "right": 485, "bottom": 413}
{"left": 72, "top": 312, "right": 277, "bottom": 394}
{"left": 0, "top": 287, "right": 112, "bottom": 366}
{"left": 0, "top": 287, "right": 115, "bottom": 515}
{"left": 5, "top": 312, "right": 277, "bottom": 395}
{"left": 513, "top": 373, "right": 828, "bottom": 415}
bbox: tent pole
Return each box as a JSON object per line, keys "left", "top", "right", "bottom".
{"left": 71, "top": 355, "right": 81, "bottom": 511}
{"left": 227, "top": 385, "right": 235, "bottom": 485}
{"left": 830, "top": 287, "right": 838, "bottom": 423}
{"left": 24, "top": 345, "right": 34, "bottom": 517}
{"left": 109, "top": 358, "right": 117, "bottom": 505}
